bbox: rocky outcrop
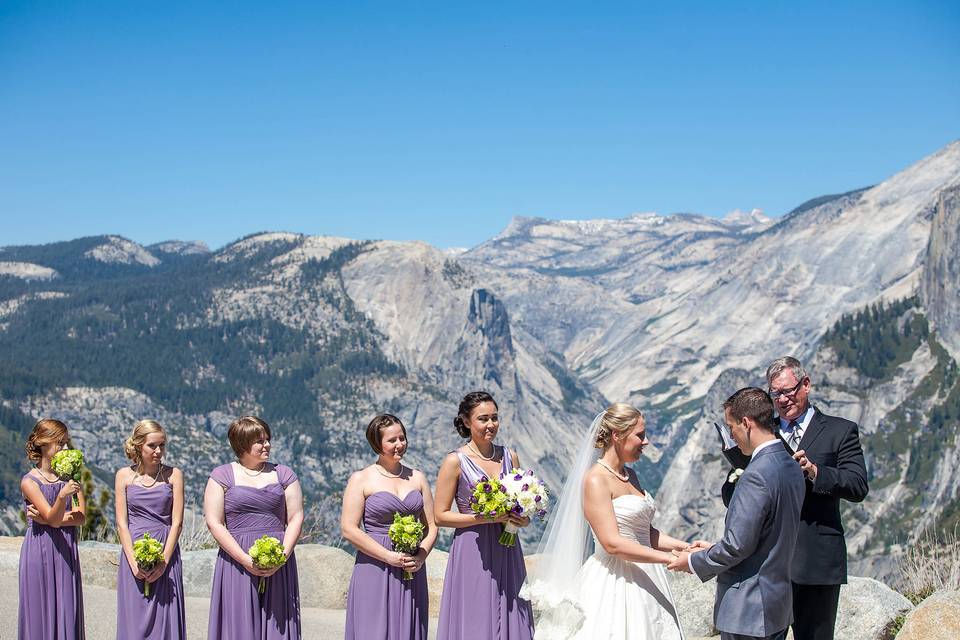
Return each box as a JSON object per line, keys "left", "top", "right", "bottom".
{"left": 922, "top": 184, "right": 960, "bottom": 361}
{"left": 835, "top": 577, "right": 913, "bottom": 639}
{"left": 897, "top": 590, "right": 960, "bottom": 640}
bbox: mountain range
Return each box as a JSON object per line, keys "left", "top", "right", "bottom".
{"left": 1, "top": 140, "right": 958, "bottom": 583}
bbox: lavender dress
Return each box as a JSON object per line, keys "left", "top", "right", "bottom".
{"left": 207, "top": 463, "right": 301, "bottom": 640}
{"left": 344, "top": 490, "right": 429, "bottom": 639}
{"left": 437, "top": 446, "right": 534, "bottom": 640}
{"left": 18, "top": 473, "right": 85, "bottom": 640}
{"left": 116, "top": 481, "right": 186, "bottom": 639}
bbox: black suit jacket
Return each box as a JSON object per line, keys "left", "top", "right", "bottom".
{"left": 720, "top": 407, "right": 868, "bottom": 585}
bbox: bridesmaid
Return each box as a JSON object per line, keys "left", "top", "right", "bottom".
{"left": 114, "top": 419, "right": 186, "bottom": 639}
{"left": 18, "top": 418, "right": 85, "bottom": 640}
{"left": 204, "top": 416, "right": 303, "bottom": 640}
{"left": 341, "top": 414, "right": 437, "bottom": 639}
{"left": 435, "top": 392, "right": 535, "bottom": 640}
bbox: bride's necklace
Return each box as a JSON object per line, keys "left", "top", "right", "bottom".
{"left": 597, "top": 459, "right": 629, "bottom": 482}
{"left": 238, "top": 461, "right": 266, "bottom": 477}
{"left": 375, "top": 462, "right": 403, "bottom": 478}
{"left": 467, "top": 442, "right": 496, "bottom": 461}
{"left": 136, "top": 463, "right": 162, "bottom": 488}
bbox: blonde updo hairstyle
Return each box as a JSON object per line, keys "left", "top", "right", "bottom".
{"left": 594, "top": 403, "right": 642, "bottom": 450}
{"left": 26, "top": 418, "right": 71, "bottom": 463}
{"left": 124, "top": 419, "right": 166, "bottom": 466}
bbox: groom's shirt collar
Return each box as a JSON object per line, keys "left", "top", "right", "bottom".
{"left": 751, "top": 438, "right": 781, "bottom": 456}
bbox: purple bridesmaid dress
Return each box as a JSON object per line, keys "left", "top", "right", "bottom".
{"left": 18, "top": 473, "right": 85, "bottom": 640}
{"left": 437, "top": 446, "right": 534, "bottom": 640}
{"left": 344, "top": 490, "right": 429, "bottom": 639}
{"left": 116, "top": 482, "right": 186, "bottom": 639}
{"left": 206, "top": 463, "right": 301, "bottom": 640}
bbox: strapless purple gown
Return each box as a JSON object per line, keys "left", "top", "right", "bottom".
{"left": 18, "top": 473, "right": 85, "bottom": 640}
{"left": 437, "top": 446, "right": 534, "bottom": 640}
{"left": 116, "top": 482, "right": 186, "bottom": 639}
{"left": 344, "top": 490, "right": 429, "bottom": 639}
{"left": 207, "top": 463, "right": 301, "bottom": 640}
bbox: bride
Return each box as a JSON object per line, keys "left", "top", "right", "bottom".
{"left": 523, "top": 403, "right": 690, "bottom": 639}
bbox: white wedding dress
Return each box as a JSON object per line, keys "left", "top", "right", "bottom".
{"left": 528, "top": 492, "right": 686, "bottom": 639}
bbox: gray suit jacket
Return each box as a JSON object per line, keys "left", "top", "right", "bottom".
{"left": 690, "top": 441, "right": 805, "bottom": 637}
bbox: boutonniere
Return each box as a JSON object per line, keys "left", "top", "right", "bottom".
{"left": 727, "top": 468, "right": 744, "bottom": 484}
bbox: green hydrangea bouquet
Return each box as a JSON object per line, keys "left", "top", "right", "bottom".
{"left": 50, "top": 448, "right": 84, "bottom": 507}
{"left": 387, "top": 513, "right": 425, "bottom": 580}
{"left": 249, "top": 535, "right": 286, "bottom": 593}
{"left": 133, "top": 532, "right": 165, "bottom": 596}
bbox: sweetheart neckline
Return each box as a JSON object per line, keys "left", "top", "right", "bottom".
{"left": 612, "top": 493, "right": 651, "bottom": 503}
{"left": 367, "top": 489, "right": 423, "bottom": 502}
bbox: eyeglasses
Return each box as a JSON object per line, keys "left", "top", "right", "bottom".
{"left": 769, "top": 378, "right": 806, "bottom": 400}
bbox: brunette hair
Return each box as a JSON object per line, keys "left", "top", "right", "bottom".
{"left": 365, "top": 414, "right": 406, "bottom": 454}
{"left": 227, "top": 415, "right": 271, "bottom": 458}
{"left": 595, "top": 403, "right": 642, "bottom": 450}
{"left": 26, "top": 419, "right": 71, "bottom": 463}
{"left": 454, "top": 391, "right": 498, "bottom": 438}
{"left": 124, "top": 419, "right": 166, "bottom": 466}
{"left": 723, "top": 387, "right": 776, "bottom": 433}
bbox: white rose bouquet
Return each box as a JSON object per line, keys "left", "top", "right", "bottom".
{"left": 497, "top": 468, "right": 549, "bottom": 547}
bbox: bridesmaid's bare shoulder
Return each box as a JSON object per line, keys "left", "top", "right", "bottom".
{"left": 440, "top": 451, "right": 461, "bottom": 471}
{"left": 115, "top": 465, "right": 136, "bottom": 485}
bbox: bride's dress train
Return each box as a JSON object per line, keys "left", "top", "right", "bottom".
{"left": 527, "top": 493, "right": 685, "bottom": 639}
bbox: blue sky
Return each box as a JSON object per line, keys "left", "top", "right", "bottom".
{"left": 1, "top": 1, "right": 958, "bottom": 250}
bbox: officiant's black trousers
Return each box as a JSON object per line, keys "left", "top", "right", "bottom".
{"left": 791, "top": 583, "right": 841, "bottom": 640}
{"left": 720, "top": 630, "right": 788, "bottom": 640}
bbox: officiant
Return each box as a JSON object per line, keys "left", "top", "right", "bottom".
{"left": 719, "top": 357, "right": 868, "bottom": 640}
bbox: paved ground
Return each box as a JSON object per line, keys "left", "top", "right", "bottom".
{"left": 0, "top": 575, "right": 439, "bottom": 639}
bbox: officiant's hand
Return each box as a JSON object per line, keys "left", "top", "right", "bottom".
{"left": 667, "top": 550, "right": 692, "bottom": 573}
{"left": 793, "top": 449, "right": 818, "bottom": 481}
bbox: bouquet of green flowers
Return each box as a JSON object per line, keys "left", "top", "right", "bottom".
{"left": 50, "top": 448, "right": 84, "bottom": 507}
{"left": 249, "top": 535, "right": 286, "bottom": 594}
{"left": 133, "top": 532, "right": 165, "bottom": 596}
{"left": 387, "top": 513, "right": 426, "bottom": 580}
{"left": 468, "top": 475, "right": 511, "bottom": 521}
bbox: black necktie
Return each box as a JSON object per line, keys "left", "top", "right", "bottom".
{"left": 788, "top": 420, "right": 801, "bottom": 450}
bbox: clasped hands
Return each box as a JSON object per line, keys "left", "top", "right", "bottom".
{"left": 133, "top": 557, "right": 169, "bottom": 584}
{"left": 385, "top": 548, "right": 427, "bottom": 574}
{"left": 666, "top": 540, "right": 713, "bottom": 573}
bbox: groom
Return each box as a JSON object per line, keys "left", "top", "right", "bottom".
{"left": 669, "top": 388, "right": 805, "bottom": 640}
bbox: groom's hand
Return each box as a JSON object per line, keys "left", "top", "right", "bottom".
{"left": 667, "top": 550, "right": 692, "bottom": 573}
{"left": 685, "top": 540, "right": 713, "bottom": 551}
